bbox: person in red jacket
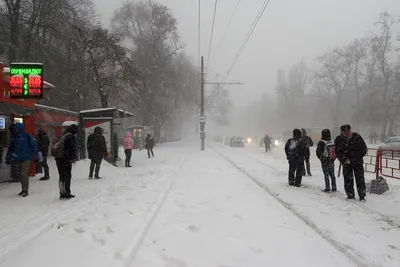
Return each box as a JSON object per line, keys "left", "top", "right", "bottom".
{"left": 334, "top": 124, "right": 367, "bottom": 201}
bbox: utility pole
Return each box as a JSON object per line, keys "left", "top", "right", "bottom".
{"left": 200, "top": 56, "right": 205, "bottom": 150}
{"left": 198, "top": 56, "right": 242, "bottom": 151}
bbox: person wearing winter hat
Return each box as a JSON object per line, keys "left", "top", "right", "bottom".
{"left": 301, "top": 128, "right": 314, "bottom": 176}
{"left": 285, "top": 129, "right": 306, "bottom": 187}
{"left": 316, "top": 129, "right": 337, "bottom": 192}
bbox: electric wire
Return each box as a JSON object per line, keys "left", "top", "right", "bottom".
{"left": 206, "top": 0, "right": 219, "bottom": 68}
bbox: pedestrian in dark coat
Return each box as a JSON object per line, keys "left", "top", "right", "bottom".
{"left": 285, "top": 129, "right": 306, "bottom": 187}
{"left": 316, "top": 129, "right": 337, "bottom": 192}
{"left": 54, "top": 124, "right": 78, "bottom": 199}
{"left": 334, "top": 124, "right": 367, "bottom": 201}
{"left": 113, "top": 132, "right": 119, "bottom": 166}
{"left": 301, "top": 128, "right": 314, "bottom": 176}
{"left": 37, "top": 128, "right": 50, "bottom": 180}
{"left": 87, "top": 127, "right": 107, "bottom": 179}
{"left": 145, "top": 134, "right": 155, "bottom": 158}
{"left": 6, "top": 123, "right": 39, "bottom": 197}
{"left": 264, "top": 135, "right": 271, "bottom": 152}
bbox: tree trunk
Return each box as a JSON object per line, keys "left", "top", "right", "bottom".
{"left": 9, "top": 22, "right": 19, "bottom": 62}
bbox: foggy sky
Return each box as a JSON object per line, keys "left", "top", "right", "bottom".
{"left": 94, "top": 0, "right": 400, "bottom": 107}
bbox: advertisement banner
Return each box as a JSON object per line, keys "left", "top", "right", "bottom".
{"left": 84, "top": 120, "right": 112, "bottom": 157}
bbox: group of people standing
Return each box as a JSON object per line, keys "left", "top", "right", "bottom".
{"left": 5, "top": 122, "right": 156, "bottom": 199}
{"left": 285, "top": 124, "right": 367, "bottom": 202}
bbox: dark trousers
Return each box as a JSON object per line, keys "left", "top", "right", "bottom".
{"left": 301, "top": 155, "right": 312, "bottom": 176}
{"left": 89, "top": 158, "right": 102, "bottom": 177}
{"left": 265, "top": 145, "right": 270, "bottom": 152}
{"left": 321, "top": 161, "right": 336, "bottom": 190}
{"left": 147, "top": 148, "right": 154, "bottom": 158}
{"left": 56, "top": 158, "right": 72, "bottom": 195}
{"left": 125, "top": 149, "right": 132, "bottom": 166}
{"left": 41, "top": 155, "right": 50, "bottom": 178}
{"left": 288, "top": 159, "right": 304, "bottom": 186}
{"left": 342, "top": 161, "right": 366, "bottom": 198}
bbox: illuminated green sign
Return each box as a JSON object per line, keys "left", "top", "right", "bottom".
{"left": 9, "top": 63, "right": 44, "bottom": 99}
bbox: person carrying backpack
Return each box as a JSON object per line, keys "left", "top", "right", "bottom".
{"left": 52, "top": 124, "right": 78, "bottom": 199}
{"left": 37, "top": 128, "right": 50, "bottom": 180}
{"left": 285, "top": 129, "right": 306, "bottom": 187}
{"left": 316, "top": 129, "right": 337, "bottom": 192}
{"left": 301, "top": 128, "right": 314, "bottom": 176}
{"left": 87, "top": 127, "right": 107, "bottom": 179}
{"left": 5, "top": 123, "right": 39, "bottom": 197}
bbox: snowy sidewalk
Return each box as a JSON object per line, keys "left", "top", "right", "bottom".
{"left": 131, "top": 147, "right": 356, "bottom": 267}
{"left": 0, "top": 144, "right": 186, "bottom": 267}
{"left": 213, "top": 143, "right": 400, "bottom": 267}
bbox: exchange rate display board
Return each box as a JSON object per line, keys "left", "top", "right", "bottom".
{"left": 9, "top": 63, "right": 43, "bottom": 99}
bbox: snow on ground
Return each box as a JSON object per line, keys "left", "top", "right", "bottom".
{"left": 212, "top": 142, "right": 400, "bottom": 267}
{"left": 0, "top": 144, "right": 186, "bottom": 267}
{"left": 0, "top": 140, "right": 398, "bottom": 267}
{"left": 130, "top": 144, "right": 356, "bottom": 267}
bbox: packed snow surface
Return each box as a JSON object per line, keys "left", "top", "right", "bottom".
{"left": 0, "top": 141, "right": 398, "bottom": 267}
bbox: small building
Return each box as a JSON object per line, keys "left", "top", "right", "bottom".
{"left": 78, "top": 108, "right": 134, "bottom": 163}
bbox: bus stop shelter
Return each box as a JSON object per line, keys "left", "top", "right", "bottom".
{"left": 78, "top": 108, "right": 134, "bottom": 163}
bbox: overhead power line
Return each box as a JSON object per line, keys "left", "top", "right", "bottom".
{"left": 214, "top": 0, "right": 242, "bottom": 56}
{"left": 206, "top": 0, "right": 218, "bottom": 68}
{"left": 227, "top": 0, "right": 271, "bottom": 76}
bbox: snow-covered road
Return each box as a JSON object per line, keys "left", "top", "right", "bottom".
{"left": 0, "top": 141, "right": 398, "bottom": 267}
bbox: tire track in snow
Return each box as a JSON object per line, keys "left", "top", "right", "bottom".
{"left": 117, "top": 153, "right": 188, "bottom": 267}
{"left": 211, "top": 145, "right": 370, "bottom": 267}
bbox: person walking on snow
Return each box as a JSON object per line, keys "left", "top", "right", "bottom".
{"left": 264, "top": 134, "right": 271, "bottom": 152}
{"left": 301, "top": 128, "right": 314, "bottom": 176}
{"left": 53, "top": 124, "right": 78, "bottom": 199}
{"left": 6, "top": 123, "right": 39, "bottom": 197}
{"left": 123, "top": 131, "right": 133, "bottom": 167}
{"left": 112, "top": 132, "right": 119, "bottom": 166}
{"left": 335, "top": 124, "right": 367, "bottom": 201}
{"left": 285, "top": 129, "right": 306, "bottom": 187}
{"left": 37, "top": 128, "right": 50, "bottom": 180}
{"left": 316, "top": 129, "right": 337, "bottom": 192}
{"left": 87, "top": 127, "right": 107, "bottom": 179}
{"left": 145, "top": 133, "right": 155, "bottom": 158}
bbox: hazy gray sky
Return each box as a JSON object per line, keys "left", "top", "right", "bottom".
{"left": 94, "top": 0, "right": 400, "bottom": 107}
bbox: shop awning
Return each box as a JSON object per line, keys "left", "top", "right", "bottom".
{"left": 0, "top": 102, "right": 33, "bottom": 116}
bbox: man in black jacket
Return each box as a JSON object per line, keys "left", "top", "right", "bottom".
{"left": 87, "top": 127, "right": 107, "bottom": 179}
{"left": 145, "top": 134, "right": 155, "bottom": 158}
{"left": 37, "top": 128, "right": 50, "bottom": 180}
{"left": 301, "top": 128, "right": 314, "bottom": 176}
{"left": 285, "top": 129, "right": 306, "bottom": 187}
{"left": 316, "top": 129, "right": 336, "bottom": 192}
{"left": 335, "top": 124, "right": 367, "bottom": 201}
{"left": 55, "top": 124, "right": 78, "bottom": 199}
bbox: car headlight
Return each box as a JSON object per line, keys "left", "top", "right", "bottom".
{"left": 247, "top": 137, "right": 252, "bottom": 143}
{"left": 274, "top": 140, "right": 279, "bottom": 146}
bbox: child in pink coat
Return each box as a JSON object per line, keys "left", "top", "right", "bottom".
{"left": 123, "top": 132, "right": 133, "bottom": 167}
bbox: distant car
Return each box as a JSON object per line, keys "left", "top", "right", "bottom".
{"left": 379, "top": 136, "right": 400, "bottom": 158}
{"left": 230, "top": 136, "right": 244, "bottom": 147}
{"left": 214, "top": 135, "right": 223, "bottom": 142}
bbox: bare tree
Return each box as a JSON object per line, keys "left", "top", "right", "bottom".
{"left": 315, "top": 46, "right": 354, "bottom": 127}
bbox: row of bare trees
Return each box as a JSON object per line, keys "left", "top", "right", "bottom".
{"left": 276, "top": 12, "right": 400, "bottom": 140}
{"left": 0, "top": 0, "right": 200, "bottom": 138}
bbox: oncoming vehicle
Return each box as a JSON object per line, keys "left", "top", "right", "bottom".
{"left": 244, "top": 136, "right": 253, "bottom": 144}
{"left": 230, "top": 136, "right": 245, "bottom": 147}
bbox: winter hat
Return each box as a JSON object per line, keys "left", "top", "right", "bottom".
{"left": 321, "top": 129, "right": 331, "bottom": 141}
{"left": 293, "top": 129, "right": 302, "bottom": 139}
